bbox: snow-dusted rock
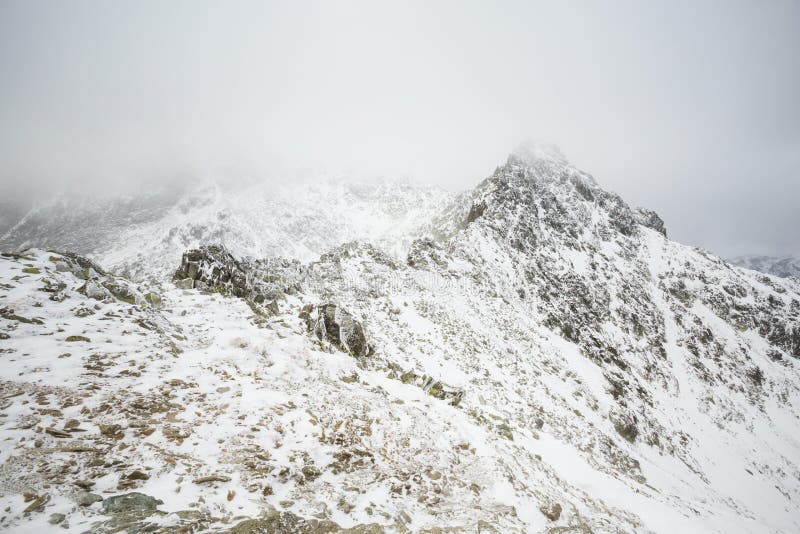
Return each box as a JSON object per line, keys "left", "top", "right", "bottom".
{"left": 301, "top": 303, "right": 370, "bottom": 358}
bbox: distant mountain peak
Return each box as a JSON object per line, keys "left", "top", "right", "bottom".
{"left": 508, "top": 138, "right": 569, "bottom": 167}
{"left": 730, "top": 254, "right": 800, "bottom": 279}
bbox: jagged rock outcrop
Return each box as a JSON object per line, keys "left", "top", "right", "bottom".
{"left": 634, "top": 207, "right": 667, "bottom": 237}
{"left": 174, "top": 245, "right": 247, "bottom": 294}
{"left": 300, "top": 303, "right": 369, "bottom": 357}
{"left": 174, "top": 244, "right": 302, "bottom": 310}
{"left": 406, "top": 237, "right": 448, "bottom": 270}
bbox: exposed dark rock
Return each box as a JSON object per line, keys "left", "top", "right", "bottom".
{"left": 227, "top": 508, "right": 384, "bottom": 533}
{"left": 173, "top": 245, "right": 302, "bottom": 311}
{"left": 59, "top": 251, "right": 107, "bottom": 278}
{"left": 407, "top": 238, "right": 448, "bottom": 270}
{"left": 634, "top": 207, "right": 667, "bottom": 237}
{"left": 174, "top": 245, "right": 246, "bottom": 295}
{"left": 466, "top": 201, "right": 487, "bottom": 224}
{"left": 397, "top": 368, "right": 464, "bottom": 406}
{"left": 22, "top": 494, "right": 49, "bottom": 513}
{"left": 99, "top": 424, "right": 124, "bottom": 439}
{"left": 0, "top": 307, "right": 43, "bottom": 325}
{"left": 126, "top": 470, "right": 150, "bottom": 481}
{"left": 193, "top": 475, "right": 232, "bottom": 484}
{"left": 101, "top": 279, "right": 137, "bottom": 304}
{"left": 611, "top": 412, "right": 639, "bottom": 443}
{"left": 301, "top": 303, "right": 369, "bottom": 357}
{"left": 75, "top": 491, "right": 103, "bottom": 507}
{"left": 539, "top": 502, "right": 562, "bottom": 521}
{"left": 101, "top": 492, "right": 163, "bottom": 515}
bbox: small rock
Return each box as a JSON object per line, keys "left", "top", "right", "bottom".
{"left": 497, "top": 423, "right": 514, "bottom": 441}
{"left": 45, "top": 427, "right": 71, "bottom": 438}
{"left": 193, "top": 475, "right": 231, "bottom": 484}
{"left": 48, "top": 513, "right": 65, "bottom": 525}
{"left": 301, "top": 465, "right": 321, "bottom": 482}
{"left": 126, "top": 470, "right": 150, "bottom": 481}
{"left": 23, "top": 494, "right": 49, "bottom": 513}
{"left": 99, "top": 424, "right": 124, "bottom": 439}
{"left": 75, "top": 491, "right": 103, "bottom": 507}
{"left": 64, "top": 419, "right": 81, "bottom": 430}
{"left": 540, "top": 502, "right": 562, "bottom": 521}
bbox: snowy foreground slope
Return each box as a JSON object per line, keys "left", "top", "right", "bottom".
{"left": 1, "top": 144, "right": 800, "bottom": 533}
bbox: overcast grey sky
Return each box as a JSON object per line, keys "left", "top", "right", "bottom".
{"left": 1, "top": 0, "right": 798, "bottom": 257}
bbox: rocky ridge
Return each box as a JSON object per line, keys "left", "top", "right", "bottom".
{"left": 0, "top": 178, "right": 452, "bottom": 281}
{"left": 730, "top": 254, "right": 800, "bottom": 280}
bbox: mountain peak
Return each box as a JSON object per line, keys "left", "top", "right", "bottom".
{"left": 507, "top": 139, "right": 569, "bottom": 167}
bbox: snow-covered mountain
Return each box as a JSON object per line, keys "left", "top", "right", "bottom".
{"left": 730, "top": 255, "right": 800, "bottom": 280}
{"left": 1, "top": 142, "right": 799, "bottom": 533}
{"left": 0, "top": 177, "right": 454, "bottom": 280}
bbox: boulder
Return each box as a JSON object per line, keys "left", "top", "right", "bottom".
{"left": 301, "top": 303, "right": 369, "bottom": 357}
{"left": 101, "top": 492, "right": 163, "bottom": 515}
{"left": 101, "top": 279, "right": 137, "bottom": 304}
{"left": 75, "top": 491, "right": 103, "bottom": 507}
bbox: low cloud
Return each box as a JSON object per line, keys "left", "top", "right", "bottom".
{"left": 1, "top": 0, "right": 798, "bottom": 256}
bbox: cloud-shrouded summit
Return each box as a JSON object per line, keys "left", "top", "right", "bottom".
{"left": 1, "top": 1, "right": 800, "bottom": 258}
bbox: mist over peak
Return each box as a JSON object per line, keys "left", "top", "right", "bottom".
{"left": 509, "top": 139, "right": 569, "bottom": 167}
{"left": 2, "top": 1, "right": 799, "bottom": 257}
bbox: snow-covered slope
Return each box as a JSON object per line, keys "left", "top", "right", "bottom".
{"left": 730, "top": 255, "right": 800, "bottom": 280}
{"left": 1, "top": 143, "right": 799, "bottom": 533}
{"left": 0, "top": 177, "right": 454, "bottom": 280}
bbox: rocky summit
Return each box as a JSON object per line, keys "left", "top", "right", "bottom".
{"left": 1, "top": 142, "right": 799, "bottom": 533}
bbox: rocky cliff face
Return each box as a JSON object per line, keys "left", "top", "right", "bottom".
{"left": 1, "top": 143, "right": 799, "bottom": 533}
